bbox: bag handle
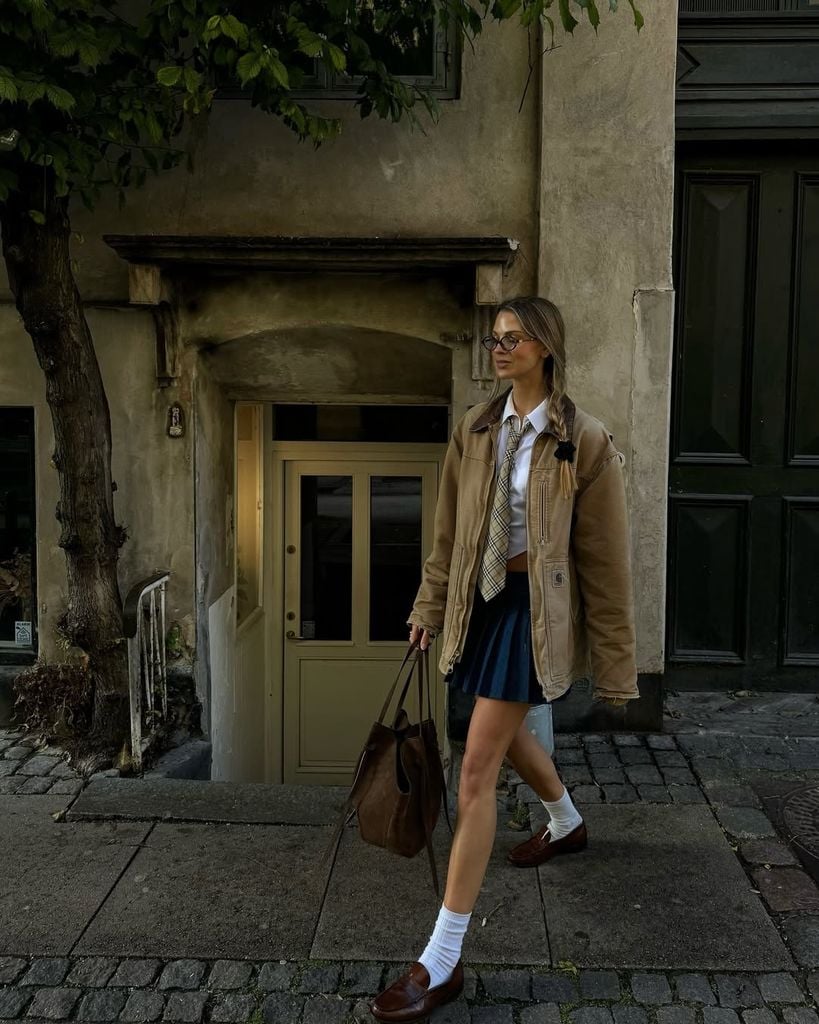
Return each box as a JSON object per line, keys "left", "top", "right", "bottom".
{"left": 376, "top": 640, "right": 423, "bottom": 725}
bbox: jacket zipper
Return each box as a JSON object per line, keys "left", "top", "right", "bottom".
{"left": 538, "top": 479, "right": 547, "bottom": 544}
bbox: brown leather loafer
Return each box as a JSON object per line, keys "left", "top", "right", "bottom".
{"left": 507, "top": 820, "right": 588, "bottom": 868}
{"left": 370, "top": 959, "right": 464, "bottom": 1022}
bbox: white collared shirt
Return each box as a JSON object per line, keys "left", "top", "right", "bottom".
{"left": 495, "top": 391, "right": 550, "bottom": 559}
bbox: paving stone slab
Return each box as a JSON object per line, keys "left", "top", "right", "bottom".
{"left": 657, "top": 1008, "right": 697, "bottom": 1024}
{"left": 669, "top": 786, "right": 707, "bottom": 804}
{"left": 340, "top": 962, "right": 384, "bottom": 995}
{"left": 675, "top": 973, "right": 716, "bottom": 1004}
{"left": 714, "top": 975, "right": 763, "bottom": 1008}
{"left": 781, "top": 915, "right": 819, "bottom": 968}
{"left": 521, "top": 1006, "right": 562, "bottom": 1024}
{"left": 579, "top": 969, "right": 620, "bottom": 999}
{"left": 480, "top": 968, "right": 531, "bottom": 1000}
{"left": 313, "top": 819, "right": 547, "bottom": 964}
{"left": 530, "top": 972, "right": 579, "bottom": 1002}
{"left": 68, "top": 777, "right": 350, "bottom": 826}
{"left": 715, "top": 807, "right": 777, "bottom": 840}
{"left": 539, "top": 804, "right": 795, "bottom": 969}
{"left": 782, "top": 1011, "right": 819, "bottom": 1024}
{"left": 120, "top": 990, "right": 166, "bottom": 1021}
{"left": 613, "top": 1008, "right": 649, "bottom": 1024}
{"left": 0, "top": 798, "right": 151, "bottom": 956}
{"left": 755, "top": 972, "right": 805, "bottom": 1003}
{"left": 707, "top": 787, "right": 763, "bottom": 808}
{"left": 740, "top": 841, "right": 800, "bottom": 867}
{"left": 752, "top": 868, "right": 819, "bottom": 913}
{"left": 630, "top": 973, "right": 672, "bottom": 1003}
{"left": 74, "top": 822, "right": 332, "bottom": 960}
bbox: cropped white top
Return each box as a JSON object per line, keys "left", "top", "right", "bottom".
{"left": 494, "top": 391, "right": 551, "bottom": 559}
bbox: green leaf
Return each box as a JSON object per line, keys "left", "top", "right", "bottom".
{"left": 576, "top": 0, "right": 601, "bottom": 27}
{"left": 145, "top": 110, "right": 163, "bottom": 144}
{"left": 28, "top": 209, "right": 45, "bottom": 224}
{"left": 558, "top": 0, "right": 579, "bottom": 31}
{"left": 626, "top": 0, "right": 645, "bottom": 29}
{"left": 267, "top": 56, "right": 290, "bottom": 89}
{"left": 220, "top": 14, "right": 247, "bottom": 44}
{"left": 45, "top": 83, "right": 76, "bottom": 111}
{"left": 183, "top": 66, "right": 201, "bottom": 91}
{"left": 157, "top": 65, "right": 182, "bottom": 87}
{"left": 18, "top": 79, "right": 47, "bottom": 104}
{"left": 0, "top": 74, "right": 18, "bottom": 102}
{"left": 237, "top": 51, "right": 262, "bottom": 84}
{"left": 324, "top": 42, "right": 346, "bottom": 73}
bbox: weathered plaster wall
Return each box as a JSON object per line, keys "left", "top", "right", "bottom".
{"left": 180, "top": 269, "right": 470, "bottom": 403}
{"left": 535, "top": 5, "right": 678, "bottom": 678}
{"left": 0, "top": 305, "right": 195, "bottom": 664}
{"left": 192, "top": 353, "right": 235, "bottom": 747}
{"left": 0, "top": 18, "right": 539, "bottom": 305}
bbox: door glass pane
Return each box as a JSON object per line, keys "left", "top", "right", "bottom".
{"left": 274, "top": 405, "right": 448, "bottom": 443}
{"left": 300, "top": 476, "right": 352, "bottom": 641}
{"left": 370, "top": 476, "right": 422, "bottom": 642}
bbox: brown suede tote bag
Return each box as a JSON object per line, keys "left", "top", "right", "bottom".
{"left": 321, "top": 642, "right": 453, "bottom": 896}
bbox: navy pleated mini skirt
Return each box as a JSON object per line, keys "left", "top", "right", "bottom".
{"left": 446, "top": 571, "right": 549, "bottom": 706}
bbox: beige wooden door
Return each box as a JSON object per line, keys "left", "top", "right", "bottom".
{"left": 282, "top": 456, "right": 440, "bottom": 784}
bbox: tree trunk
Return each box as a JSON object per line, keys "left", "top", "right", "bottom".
{"left": 1, "top": 168, "right": 130, "bottom": 752}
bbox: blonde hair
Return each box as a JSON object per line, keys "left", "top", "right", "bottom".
{"left": 487, "top": 295, "right": 578, "bottom": 500}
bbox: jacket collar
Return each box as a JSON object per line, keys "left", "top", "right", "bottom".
{"left": 469, "top": 386, "right": 576, "bottom": 441}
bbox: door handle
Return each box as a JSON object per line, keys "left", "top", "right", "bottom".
{"left": 286, "top": 630, "right": 307, "bottom": 641}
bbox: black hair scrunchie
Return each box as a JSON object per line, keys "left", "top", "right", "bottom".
{"left": 554, "top": 439, "right": 576, "bottom": 463}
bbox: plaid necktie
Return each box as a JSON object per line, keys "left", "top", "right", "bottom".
{"left": 478, "top": 415, "right": 528, "bottom": 602}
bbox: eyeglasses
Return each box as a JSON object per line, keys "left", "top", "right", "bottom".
{"left": 480, "top": 332, "right": 536, "bottom": 353}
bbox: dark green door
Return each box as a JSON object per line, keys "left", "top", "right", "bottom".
{"left": 667, "top": 144, "right": 819, "bottom": 691}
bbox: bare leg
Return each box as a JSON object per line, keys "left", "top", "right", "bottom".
{"left": 443, "top": 696, "right": 531, "bottom": 913}
{"left": 505, "top": 716, "right": 565, "bottom": 802}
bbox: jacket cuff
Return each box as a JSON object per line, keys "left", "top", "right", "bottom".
{"left": 592, "top": 686, "right": 640, "bottom": 704}
{"left": 406, "top": 616, "right": 439, "bottom": 638}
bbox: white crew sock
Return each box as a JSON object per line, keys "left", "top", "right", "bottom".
{"left": 417, "top": 903, "right": 472, "bottom": 989}
{"left": 540, "top": 785, "right": 583, "bottom": 840}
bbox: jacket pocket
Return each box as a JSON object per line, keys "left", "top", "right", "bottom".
{"left": 543, "top": 558, "right": 571, "bottom": 680}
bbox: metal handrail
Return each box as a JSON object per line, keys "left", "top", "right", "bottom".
{"left": 124, "top": 570, "right": 171, "bottom": 772}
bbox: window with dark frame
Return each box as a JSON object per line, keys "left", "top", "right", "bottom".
{"left": 0, "top": 408, "right": 36, "bottom": 652}
{"left": 679, "top": 0, "right": 819, "bottom": 11}
{"left": 215, "top": 16, "right": 460, "bottom": 101}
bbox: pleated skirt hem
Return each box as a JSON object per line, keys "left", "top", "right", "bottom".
{"left": 446, "top": 571, "right": 549, "bottom": 706}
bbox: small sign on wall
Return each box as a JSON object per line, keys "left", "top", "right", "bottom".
{"left": 15, "top": 621, "right": 32, "bottom": 646}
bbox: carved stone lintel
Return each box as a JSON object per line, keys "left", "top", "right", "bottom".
{"left": 128, "top": 263, "right": 161, "bottom": 305}
{"left": 151, "top": 301, "right": 180, "bottom": 387}
{"left": 471, "top": 304, "right": 494, "bottom": 383}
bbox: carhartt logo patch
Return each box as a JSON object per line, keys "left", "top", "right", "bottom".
{"left": 552, "top": 569, "right": 565, "bottom": 586}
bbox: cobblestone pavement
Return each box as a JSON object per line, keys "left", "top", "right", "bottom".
{"left": 500, "top": 730, "right": 819, "bottom": 979}
{"left": 0, "top": 956, "right": 817, "bottom": 1023}
{"left": 2, "top": 698, "right": 819, "bottom": 1023}
{"left": 0, "top": 728, "right": 90, "bottom": 796}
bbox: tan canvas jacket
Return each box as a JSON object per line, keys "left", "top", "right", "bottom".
{"left": 407, "top": 387, "right": 639, "bottom": 704}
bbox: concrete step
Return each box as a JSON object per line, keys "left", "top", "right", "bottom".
{"left": 67, "top": 776, "right": 351, "bottom": 826}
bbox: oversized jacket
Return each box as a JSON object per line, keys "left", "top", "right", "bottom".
{"left": 406, "top": 387, "right": 639, "bottom": 703}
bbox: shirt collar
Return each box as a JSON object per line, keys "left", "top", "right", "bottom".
{"left": 501, "top": 391, "right": 550, "bottom": 436}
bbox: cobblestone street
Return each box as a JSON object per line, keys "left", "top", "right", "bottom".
{"left": 1, "top": 692, "right": 817, "bottom": 1023}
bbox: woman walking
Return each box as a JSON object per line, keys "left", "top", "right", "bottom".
{"left": 370, "top": 295, "right": 639, "bottom": 1022}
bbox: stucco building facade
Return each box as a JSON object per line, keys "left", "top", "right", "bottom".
{"left": 2, "top": 3, "right": 816, "bottom": 783}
